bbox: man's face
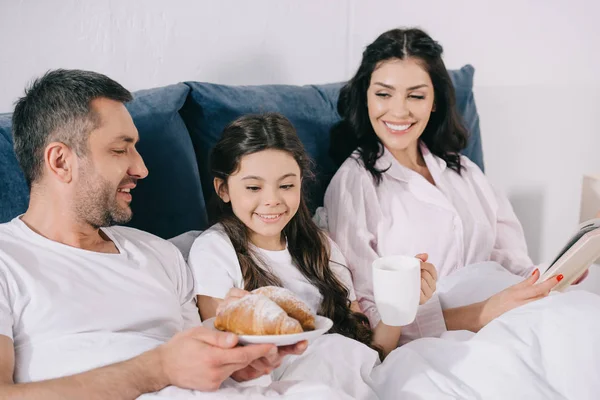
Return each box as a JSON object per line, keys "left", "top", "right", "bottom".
{"left": 73, "top": 98, "right": 148, "bottom": 228}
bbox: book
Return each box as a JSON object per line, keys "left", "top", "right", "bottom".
{"left": 580, "top": 174, "right": 600, "bottom": 223}
{"left": 540, "top": 218, "right": 600, "bottom": 291}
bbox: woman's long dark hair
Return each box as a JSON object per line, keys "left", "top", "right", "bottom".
{"left": 330, "top": 27, "right": 469, "bottom": 184}
{"left": 209, "top": 113, "right": 380, "bottom": 355}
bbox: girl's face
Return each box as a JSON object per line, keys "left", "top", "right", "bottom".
{"left": 367, "top": 57, "right": 435, "bottom": 157}
{"left": 216, "top": 149, "right": 302, "bottom": 250}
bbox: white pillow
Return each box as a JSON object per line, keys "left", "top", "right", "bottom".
{"left": 313, "top": 206, "right": 329, "bottom": 230}
{"left": 168, "top": 230, "right": 203, "bottom": 262}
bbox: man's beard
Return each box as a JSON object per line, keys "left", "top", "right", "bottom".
{"left": 75, "top": 169, "right": 133, "bottom": 229}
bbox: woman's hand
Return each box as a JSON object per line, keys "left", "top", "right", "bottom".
{"left": 479, "top": 269, "right": 562, "bottom": 329}
{"left": 415, "top": 253, "right": 437, "bottom": 305}
{"left": 572, "top": 269, "right": 590, "bottom": 285}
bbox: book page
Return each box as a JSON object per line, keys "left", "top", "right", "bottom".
{"left": 540, "top": 218, "right": 600, "bottom": 290}
{"left": 548, "top": 219, "right": 600, "bottom": 267}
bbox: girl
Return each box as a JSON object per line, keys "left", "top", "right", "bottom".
{"left": 322, "top": 27, "right": 566, "bottom": 342}
{"left": 187, "top": 112, "right": 436, "bottom": 358}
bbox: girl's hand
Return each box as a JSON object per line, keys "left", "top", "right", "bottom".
{"left": 216, "top": 288, "right": 250, "bottom": 315}
{"left": 479, "top": 269, "right": 561, "bottom": 328}
{"left": 415, "top": 253, "right": 437, "bottom": 305}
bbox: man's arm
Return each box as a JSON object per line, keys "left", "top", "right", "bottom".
{"left": 0, "top": 327, "right": 278, "bottom": 400}
{"left": 0, "top": 334, "right": 165, "bottom": 400}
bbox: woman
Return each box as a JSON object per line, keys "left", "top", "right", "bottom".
{"left": 323, "top": 27, "right": 569, "bottom": 343}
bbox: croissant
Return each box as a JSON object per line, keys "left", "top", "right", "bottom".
{"left": 253, "top": 286, "right": 316, "bottom": 331}
{"left": 215, "top": 294, "right": 303, "bottom": 335}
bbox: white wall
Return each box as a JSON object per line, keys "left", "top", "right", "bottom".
{"left": 1, "top": 0, "right": 599, "bottom": 262}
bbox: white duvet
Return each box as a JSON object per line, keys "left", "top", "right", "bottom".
{"left": 144, "top": 262, "right": 600, "bottom": 399}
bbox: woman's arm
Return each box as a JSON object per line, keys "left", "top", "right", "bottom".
{"left": 351, "top": 301, "right": 401, "bottom": 358}
{"left": 443, "top": 269, "right": 562, "bottom": 332}
{"left": 442, "top": 302, "right": 484, "bottom": 332}
{"left": 350, "top": 256, "right": 437, "bottom": 357}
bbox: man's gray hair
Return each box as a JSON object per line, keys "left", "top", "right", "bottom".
{"left": 12, "top": 69, "right": 132, "bottom": 187}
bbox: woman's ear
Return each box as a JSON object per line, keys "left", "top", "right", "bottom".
{"left": 213, "top": 178, "right": 230, "bottom": 203}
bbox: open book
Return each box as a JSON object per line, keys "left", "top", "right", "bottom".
{"left": 540, "top": 218, "right": 600, "bottom": 291}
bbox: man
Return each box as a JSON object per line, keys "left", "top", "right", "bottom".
{"left": 0, "top": 70, "right": 308, "bottom": 399}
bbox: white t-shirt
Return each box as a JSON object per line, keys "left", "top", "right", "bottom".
{"left": 188, "top": 224, "right": 356, "bottom": 314}
{"left": 0, "top": 217, "right": 200, "bottom": 383}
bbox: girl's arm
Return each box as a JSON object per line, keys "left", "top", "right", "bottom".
{"left": 197, "top": 288, "right": 250, "bottom": 321}
{"left": 197, "top": 295, "right": 221, "bottom": 321}
{"left": 187, "top": 227, "right": 248, "bottom": 322}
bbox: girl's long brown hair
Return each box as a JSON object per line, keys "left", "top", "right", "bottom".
{"left": 209, "top": 113, "right": 380, "bottom": 356}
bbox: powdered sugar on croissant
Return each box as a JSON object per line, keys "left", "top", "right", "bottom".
{"left": 252, "top": 286, "right": 316, "bottom": 331}
{"left": 214, "top": 294, "right": 303, "bottom": 335}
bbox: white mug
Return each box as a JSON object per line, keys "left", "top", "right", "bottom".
{"left": 372, "top": 255, "right": 421, "bottom": 326}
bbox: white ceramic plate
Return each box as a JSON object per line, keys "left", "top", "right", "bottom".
{"left": 203, "top": 315, "right": 333, "bottom": 346}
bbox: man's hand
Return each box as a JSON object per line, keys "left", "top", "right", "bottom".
{"left": 217, "top": 288, "right": 309, "bottom": 381}
{"left": 154, "top": 326, "right": 278, "bottom": 391}
{"left": 230, "top": 340, "right": 308, "bottom": 382}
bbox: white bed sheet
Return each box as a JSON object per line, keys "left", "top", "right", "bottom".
{"left": 135, "top": 262, "right": 600, "bottom": 399}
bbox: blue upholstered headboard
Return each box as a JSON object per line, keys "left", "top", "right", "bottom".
{"left": 0, "top": 65, "right": 482, "bottom": 239}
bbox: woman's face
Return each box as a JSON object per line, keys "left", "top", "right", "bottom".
{"left": 367, "top": 57, "right": 435, "bottom": 156}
